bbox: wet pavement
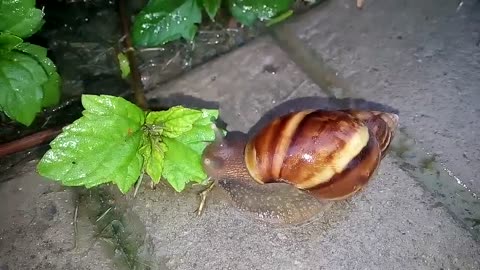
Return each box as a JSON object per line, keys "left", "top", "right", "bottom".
{"left": 282, "top": 0, "right": 480, "bottom": 198}
{"left": 1, "top": 0, "right": 480, "bottom": 269}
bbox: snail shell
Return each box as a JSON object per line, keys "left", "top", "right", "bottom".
{"left": 202, "top": 109, "right": 398, "bottom": 224}
{"left": 244, "top": 109, "right": 398, "bottom": 200}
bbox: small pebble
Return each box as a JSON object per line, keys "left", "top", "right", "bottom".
{"left": 277, "top": 233, "right": 287, "bottom": 240}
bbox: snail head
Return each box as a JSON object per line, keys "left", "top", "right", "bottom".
{"left": 202, "top": 126, "right": 249, "bottom": 181}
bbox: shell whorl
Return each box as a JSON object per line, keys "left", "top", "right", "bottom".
{"left": 244, "top": 110, "right": 397, "bottom": 200}
{"left": 342, "top": 109, "right": 399, "bottom": 156}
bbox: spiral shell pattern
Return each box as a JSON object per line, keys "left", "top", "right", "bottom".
{"left": 342, "top": 110, "right": 399, "bottom": 156}
{"left": 244, "top": 110, "right": 397, "bottom": 200}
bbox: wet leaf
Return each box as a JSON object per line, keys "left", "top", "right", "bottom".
{"left": 146, "top": 106, "right": 203, "bottom": 138}
{"left": 265, "top": 9, "right": 293, "bottom": 27}
{"left": 202, "top": 0, "right": 221, "bottom": 21}
{"left": 173, "top": 109, "right": 220, "bottom": 154}
{"left": 0, "top": 32, "right": 22, "bottom": 52}
{"left": 132, "top": 0, "right": 202, "bottom": 47}
{"left": 40, "top": 71, "right": 61, "bottom": 107}
{"left": 150, "top": 108, "right": 220, "bottom": 191}
{"left": 0, "top": 0, "right": 45, "bottom": 38}
{"left": 0, "top": 50, "right": 47, "bottom": 126}
{"left": 37, "top": 95, "right": 146, "bottom": 194}
{"left": 15, "top": 42, "right": 61, "bottom": 107}
{"left": 140, "top": 134, "right": 167, "bottom": 184}
{"left": 227, "top": 0, "right": 294, "bottom": 26}
{"left": 228, "top": 0, "right": 256, "bottom": 26}
{"left": 162, "top": 137, "right": 207, "bottom": 192}
{"left": 37, "top": 94, "right": 221, "bottom": 194}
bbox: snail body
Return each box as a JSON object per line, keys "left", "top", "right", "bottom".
{"left": 201, "top": 109, "right": 398, "bottom": 223}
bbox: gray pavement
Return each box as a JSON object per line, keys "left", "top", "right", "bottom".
{"left": 270, "top": 0, "right": 480, "bottom": 240}
{"left": 142, "top": 35, "right": 480, "bottom": 270}
{"left": 1, "top": 0, "right": 480, "bottom": 269}
{"left": 284, "top": 0, "right": 480, "bottom": 197}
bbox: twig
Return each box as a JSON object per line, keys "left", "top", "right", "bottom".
{"left": 118, "top": 0, "right": 148, "bottom": 110}
{"left": 195, "top": 180, "right": 215, "bottom": 216}
{"left": 0, "top": 127, "right": 62, "bottom": 158}
{"left": 161, "top": 51, "right": 181, "bottom": 71}
{"left": 137, "top": 47, "right": 166, "bottom": 52}
{"left": 133, "top": 174, "right": 143, "bottom": 198}
{"left": 95, "top": 207, "right": 112, "bottom": 223}
{"left": 44, "top": 96, "right": 82, "bottom": 114}
{"left": 73, "top": 204, "right": 79, "bottom": 249}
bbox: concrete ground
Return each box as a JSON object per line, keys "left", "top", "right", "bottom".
{"left": 1, "top": 0, "right": 479, "bottom": 269}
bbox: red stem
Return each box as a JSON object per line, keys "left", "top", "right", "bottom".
{"left": 0, "top": 128, "right": 62, "bottom": 158}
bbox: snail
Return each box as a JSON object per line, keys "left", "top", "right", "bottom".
{"left": 200, "top": 109, "right": 399, "bottom": 224}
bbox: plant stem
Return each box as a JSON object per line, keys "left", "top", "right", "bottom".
{"left": 73, "top": 204, "right": 78, "bottom": 249}
{"left": 118, "top": 0, "right": 148, "bottom": 110}
{"left": 0, "top": 128, "right": 62, "bottom": 158}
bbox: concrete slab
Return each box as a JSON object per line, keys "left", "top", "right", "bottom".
{"left": 0, "top": 166, "right": 116, "bottom": 270}
{"left": 131, "top": 160, "right": 480, "bottom": 270}
{"left": 141, "top": 37, "right": 480, "bottom": 269}
{"left": 2, "top": 1, "right": 480, "bottom": 269}
{"left": 280, "top": 0, "right": 480, "bottom": 196}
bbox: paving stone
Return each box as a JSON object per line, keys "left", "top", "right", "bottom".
{"left": 2, "top": 1, "right": 479, "bottom": 269}
{"left": 283, "top": 0, "right": 480, "bottom": 195}
{"left": 141, "top": 37, "right": 480, "bottom": 269}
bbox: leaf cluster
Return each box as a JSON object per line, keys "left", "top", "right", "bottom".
{"left": 132, "top": 0, "right": 295, "bottom": 47}
{"left": 37, "top": 95, "right": 223, "bottom": 194}
{"left": 0, "top": 0, "right": 61, "bottom": 126}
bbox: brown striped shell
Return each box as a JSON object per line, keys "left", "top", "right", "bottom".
{"left": 201, "top": 109, "right": 398, "bottom": 223}
{"left": 243, "top": 110, "right": 398, "bottom": 200}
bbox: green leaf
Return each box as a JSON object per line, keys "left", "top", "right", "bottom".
{"left": 202, "top": 0, "right": 221, "bottom": 21}
{"left": 140, "top": 134, "right": 167, "bottom": 184}
{"left": 117, "top": 52, "right": 130, "bottom": 79}
{"left": 132, "top": 0, "right": 202, "bottom": 47}
{"left": 162, "top": 136, "right": 207, "bottom": 192}
{"left": 15, "top": 43, "right": 61, "bottom": 107}
{"left": 227, "top": 0, "right": 257, "bottom": 26}
{"left": 142, "top": 107, "right": 220, "bottom": 192}
{"left": 0, "top": 50, "right": 47, "bottom": 125}
{"left": 265, "top": 9, "right": 293, "bottom": 27}
{"left": 146, "top": 106, "right": 205, "bottom": 138}
{"left": 0, "top": 42, "right": 50, "bottom": 122}
{"left": 158, "top": 108, "right": 221, "bottom": 191}
{"left": 173, "top": 109, "right": 220, "bottom": 154}
{"left": 0, "top": 0, "right": 45, "bottom": 38}
{"left": 0, "top": 32, "right": 22, "bottom": 52}
{"left": 37, "top": 95, "right": 146, "bottom": 194}
{"left": 227, "top": 0, "right": 294, "bottom": 26}
{"left": 40, "top": 69, "right": 60, "bottom": 107}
